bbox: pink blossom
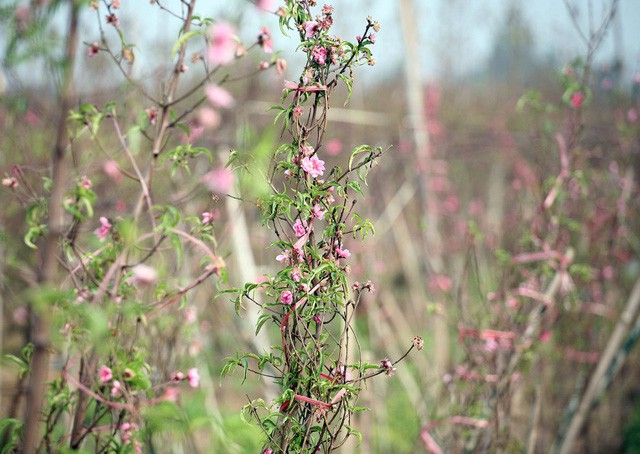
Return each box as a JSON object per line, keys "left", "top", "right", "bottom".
{"left": 106, "top": 14, "right": 119, "bottom": 27}
{"left": 280, "top": 290, "right": 293, "bottom": 305}
{"left": 131, "top": 264, "right": 158, "bottom": 287}
{"left": 276, "top": 250, "right": 290, "bottom": 264}
{"left": 335, "top": 247, "right": 350, "bottom": 259}
{"left": 276, "top": 58, "right": 287, "bottom": 76}
{"left": 570, "top": 91, "right": 584, "bottom": 108}
{"left": 300, "top": 143, "right": 314, "bottom": 156}
{"left": 303, "top": 21, "right": 319, "bottom": 39}
{"left": 164, "top": 387, "right": 179, "bottom": 402}
{"left": 201, "top": 211, "right": 214, "bottom": 224}
{"left": 187, "top": 368, "right": 200, "bottom": 388}
{"left": 171, "top": 371, "right": 185, "bottom": 381}
{"left": 325, "top": 139, "right": 342, "bottom": 156}
{"left": 111, "top": 380, "right": 122, "bottom": 397}
{"left": 3, "top": 177, "right": 19, "bottom": 189}
{"left": 205, "top": 83, "right": 234, "bottom": 108}
{"left": 259, "top": 61, "right": 270, "bottom": 70}
{"left": 98, "top": 365, "right": 113, "bottom": 383}
{"left": 380, "top": 358, "right": 395, "bottom": 376}
{"left": 202, "top": 167, "right": 234, "bottom": 194}
{"left": 81, "top": 176, "right": 92, "bottom": 189}
{"left": 291, "top": 267, "right": 302, "bottom": 282}
{"left": 12, "top": 307, "right": 28, "bottom": 325}
{"left": 257, "top": 0, "right": 273, "bottom": 10}
{"left": 112, "top": 0, "right": 120, "bottom": 8}
{"left": 293, "top": 218, "right": 307, "bottom": 238}
{"left": 196, "top": 107, "right": 221, "bottom": 129}
{"left": 292, "top": 105, "right": 303, "bottom": 119}
{"left": 184, "top": 307, "right": 197, "bottom": 323}
{"left": 312, "top": 46, "right": 328, "bottom": 65}
{"left": 312, "top": 204, "right": 326, "bottom": 220}
{"left": 258, "top": 27, "right": 273, "bottom": 53}
{"left": 88, "top": 42, "right": 100, "bottom": 57}
{"left": 207, "top": 22, "right": 236, "bottom": 66}
{"left": 145, "top": 107, "right": 157, "bottom": 125}
{"left": 95, "top": 217, "right": 112, "bottom": 242}
{"left": 103, "top": 160, "right": 122, "bottom": 183}
{"left": 369, "top": 33, "right": 377, "bottom": 44}
{"left": 301, "top": 155, "right": 325, "bottom": 178}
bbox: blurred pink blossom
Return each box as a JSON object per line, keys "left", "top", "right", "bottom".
{"left": 88, "top": 42, "right": 100, "bottom": 57}
{"left": 325, "top": 139, "right": 342, "bottom": 156}
{"left": 275, "top": 58, "right": 287, "bottom": 76}
{"left": 103, "top": 160, "right": 123, "bottom": 183}
{"left": 131, "top": 264, "right": 158, "bottom": 287}
{"left": 202, "top": 167, "right": 234, "bottom": 194}
{"left": 258, "top": 27, "right": 273, "bottom": 53}
{"left": 2, "top": 177, "right": 19, "bottom": 189}
{"left": 116, "top": 199, "right": 127, "bottom": 213}
{"left": 95, "top": 217, "right": 112, "bottom": 242}
{"left": 187, "top": 368, "right": 200, "bottom": 388}
{"left": 81, "top": 176, "right": 92, "bottom": 189}
{"left": 256, "top": 0, "right": 273, "bottom": 10}
{"left": 570, "top": 91, "right": 584, "bottom": 108}
{"left": 335, "top": 247, "right": 350, "bottom": 259}
{"left": 98, "top": 365, "right": 113, "bottom": 383}
{"left": 111, "top": 380, "right": 122, "bottom": 397}
{"left": 164, "top": 387, "right": 179, "bottom": 402}
{"left": 196, "top": 107, "right": 221, "bottom": 129}
{"left": 207, "top": 22, "right": 236, "bottom": 66}
{"left": 12, "top": 307, "right": 28, "bottom": 325}
{"left": 205, "top": 83, "right": 234, "bottom": 108}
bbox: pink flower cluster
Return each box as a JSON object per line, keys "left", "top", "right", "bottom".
{"left": 98, "top": 365, "right": 122, "bottom": 397}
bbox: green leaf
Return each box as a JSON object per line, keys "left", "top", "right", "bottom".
{"left": 171, "top": 29, "right": 204, "bottom": 58}
{"left": 337, "top": 73, "right": 353, "bottom": 105}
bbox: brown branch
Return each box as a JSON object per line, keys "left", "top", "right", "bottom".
{"left": 23, "top": 3, "right": 80, "bottom": 452}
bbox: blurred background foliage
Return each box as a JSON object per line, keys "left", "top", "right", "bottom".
{"left": 2, "top": 0, "right": 640, "bottom": 452}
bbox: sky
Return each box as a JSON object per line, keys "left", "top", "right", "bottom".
{"left": 182, "top": 0, "right": 640, "bottom": 82}
{"left": 2, "top": 0, "right": 640, "bottom": 90}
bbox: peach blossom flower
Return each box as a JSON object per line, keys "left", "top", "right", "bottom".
{"left": 205, "top": 83, "right": 234, "bottom": 108}
{"left": 202, "top": 167, "right": 234, "bottom": 194}
{"left": 95, "top": 217, "right": 112, "bottom": 242}
{"left": 187, "top": 368, "right": 200, "bottom": 388}
{"left": 98, "top": 365, "right": 113, "bottom": 383}
{"left": 207, "top": 22, "right": 236, "bottom": 66}
{"left": 301, "top": 155, "right": 325, "bottom": 178}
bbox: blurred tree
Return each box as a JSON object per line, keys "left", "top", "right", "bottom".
{"left": 486, "top": 4, "right": 536, "bottom": 86}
